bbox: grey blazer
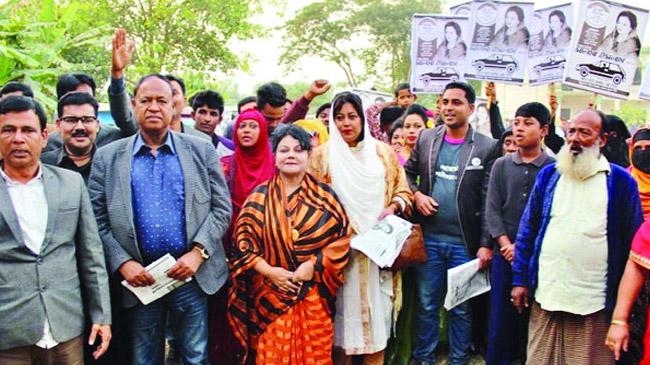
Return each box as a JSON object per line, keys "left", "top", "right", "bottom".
{"left": 0, "top": 165, "right": 111, "bottom": 350}
{"left": 88, "top": 132, "right": 232, "bottom": 308}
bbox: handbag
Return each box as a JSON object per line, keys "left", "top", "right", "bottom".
{"left": 391, "top": 224, "right": 427, "bottom": 271}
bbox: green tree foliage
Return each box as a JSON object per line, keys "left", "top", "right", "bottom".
{"left": 0, "top": 0, "right": 111, "bottom": 111}
{"left": 281, "top": 0, "right": 441, "bottom": 89}
{"left": 98, "top": 0, "right": 257, "bottom": 77}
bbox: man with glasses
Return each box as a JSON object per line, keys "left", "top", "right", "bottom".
{"left": 41, "top": 92, "right": 103, "bottom": 184}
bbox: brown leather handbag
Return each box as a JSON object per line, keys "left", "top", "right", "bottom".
{"left": 391, "top": 224, "right": 427, "bottom": 271}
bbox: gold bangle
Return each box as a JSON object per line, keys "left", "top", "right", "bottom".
{"left": 611, "top": 320, "right": 629, "bottom": 327}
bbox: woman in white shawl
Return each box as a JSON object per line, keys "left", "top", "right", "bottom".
{"left": 307, "top": 92, "right": 413, "bottom": 364}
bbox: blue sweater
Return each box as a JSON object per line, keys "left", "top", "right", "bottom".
{"left": 512, "top": 162, "right": 643, "bottom": 320}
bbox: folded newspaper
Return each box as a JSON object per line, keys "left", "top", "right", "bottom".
{"left": 121, "top": 253, "right": 192, "bottom": 305}
{"left": 350, "top": 215, "right": 412, "bottom": 268}
{"left": 444, "top": 258, "right": 491, "bottom": 310}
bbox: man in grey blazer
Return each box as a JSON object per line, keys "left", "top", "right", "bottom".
{"left": 88, "top": 74, "right": 231, "bottom": 365}
{"left": 0, "top": 96, "right": 112, "bottom": 364}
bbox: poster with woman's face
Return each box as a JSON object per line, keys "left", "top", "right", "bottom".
{"left": 528, "top": 3, "right": 573, "bottom": 86}
{"left": 563, "top": 0, "right": 648, "bottom": 100}
{"left": 410, "top": 14, "right": 471, "bottom": 94}
{"left": 463, "top": 0, "right": 535, "bottom": 85}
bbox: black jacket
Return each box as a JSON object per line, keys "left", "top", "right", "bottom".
{"left": 404, "top": 125, "right": 501, "bottom": 256}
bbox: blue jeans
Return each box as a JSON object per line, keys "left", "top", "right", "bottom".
{"left": 412, "top": 239, "right": 472, "bottom": 365}
{"left": 486, "top": 254, "right": 528, "bottom": 365}
{"left": 130, "top": 281, "right": 209, "bottom": 365}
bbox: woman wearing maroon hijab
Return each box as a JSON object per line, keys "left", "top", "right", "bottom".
{"left": 209, "top": 109, "right": 275, "bottom": 365}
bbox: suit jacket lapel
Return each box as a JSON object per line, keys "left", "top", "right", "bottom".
{"left": 0, "top": 175, "right": 25, "bottom": 244}
{"left": 41, "top": 166, "right": 59, "bottom": 252}
{"left": 117, "top": 136, "right": 135, "bottom": 228}
{"left": 174, "top": 134, "right": 196, "bottom": 233}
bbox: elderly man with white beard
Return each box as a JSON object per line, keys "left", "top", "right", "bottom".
{"left": 510, "top": 109, "right": 644, "bottom": 365}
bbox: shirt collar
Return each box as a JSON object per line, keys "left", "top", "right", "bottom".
{"left": 132, "top": 131, "right": 176, "bottom": 156}
{"left": 0, "top": 163, "right": 43, "bottom": 186}
{"left": 512, "top": 150, "right": 549, "bottom": 167}
{"left": 61, "top": 144, "right": 96, "bottom": 164}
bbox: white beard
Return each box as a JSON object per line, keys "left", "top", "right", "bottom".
{"left": 555, "top": 143, "right": 602, "bottom": 181}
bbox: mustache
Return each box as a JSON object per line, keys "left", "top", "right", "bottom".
{"left": 71, "top": 129, "right": 89, "bottom": 138}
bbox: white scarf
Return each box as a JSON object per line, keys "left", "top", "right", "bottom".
{"left": 328, "top": 96, "right": 386, "bottom": 234}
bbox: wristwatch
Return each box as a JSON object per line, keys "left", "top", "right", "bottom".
{"left": 193, "top": 244, "right": 210, "bottom": 260}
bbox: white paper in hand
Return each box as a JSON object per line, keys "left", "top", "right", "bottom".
{"left": 444, "top": 258, "right": 490, "bottom": 310}
{"left": 121, "top": 253, "right": 192, "bottom": 305}
{"left": 350, "top": 215, "right": 412, "bottom": 268}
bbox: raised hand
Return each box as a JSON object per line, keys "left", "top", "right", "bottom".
{"left": 112, "top": 28, "right": 135, "bottom": 79}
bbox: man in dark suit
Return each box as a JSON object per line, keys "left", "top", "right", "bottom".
{"left": 0, "top": 95, "right": 111, "bottom": 364}
{"left": 88, "top": 74, "right": 231, "bottom": 365}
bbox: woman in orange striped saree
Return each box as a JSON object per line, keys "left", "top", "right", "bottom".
{"left": 228, "top": 124, "right": 352, "bottom": 365}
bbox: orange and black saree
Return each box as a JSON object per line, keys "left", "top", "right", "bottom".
{"left": 228, "top": 173, "right": 351, "bottom": 364}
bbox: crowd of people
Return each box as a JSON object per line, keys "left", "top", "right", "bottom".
{"left": 3, "top": 28, "right": 650, "bottom": 365}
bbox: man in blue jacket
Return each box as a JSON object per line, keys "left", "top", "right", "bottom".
{"left": 511, "top": 109, "right": 643, "bottom": 365}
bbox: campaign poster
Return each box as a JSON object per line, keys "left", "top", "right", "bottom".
{"left": 350, "top": 89, "right": 393, "bottom": 109}
{"left": 639, "top": 61, "right": 650, "bottom": 101}
{"left": 563, "top": 0, "right": 648, "bottom": 100}
{"left": 464, "top": 0, "right": 535, "bottom": 85}
{"left": 410, "top": 14, "right": 471, "bottom": 94}
{"left": 450, "top": 1, "right": 472, "bottom": 16}
{"left": 469, "top": 97, "right": 490, "bottom": 136}
{"left": 528, "top": 3, "right": 574, "bottom": 86}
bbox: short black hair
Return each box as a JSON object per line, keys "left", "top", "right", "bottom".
{"left": 0, "top": 95, "right": 48, "bottom": 131}
{"left": 443, "top": 81, "right": 476, "bottom": 104}
{"left": 257, "top": 82, "right": 287, "bottom": 110}
{"left": 57, "top": 91, "right": 99, "bottom": 117}
{"left": 0, "top": 81, "right": 34, "bottom": 98}
{"left": 388, "top": 118, "right": 404, "bottom": 141}
{"left": 271, "top": 124, "right": 312, "bottom": 153}
{"left": 405, "top": 104, "right": 428, "bottom": 124}
{"left": 133, "top": 74, "right": 174, "bottom": 97}
{"left": 380, "top": 106, "right": 405, "bottom": 128}
{"left": 56, "top": 73, "right": 96, "bottom": 100}
{"left": 237, "top": 96, "right": 256, "bottom": 113}
{"left": 514, "top": 102, "right": 551, "bottom": 127}
{"left": 316, "top": 102, "right": 331, "bottom": 117}
{"left": 394, "top": 83, "right": 411, "bottom": 97}
{"left": 332, "top": 92, "right": 365, "bottom": 142}
{"left": 191, "top": 90, "right": 224, "bottom": 114}
{"left": 164, "top": 74, "right": 186, "bottom": 96}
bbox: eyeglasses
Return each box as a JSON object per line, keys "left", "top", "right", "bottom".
{"left": 60, "top": 116, "right": 98, "bottom": 125}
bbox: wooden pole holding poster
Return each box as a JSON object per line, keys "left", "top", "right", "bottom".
{"left": 588, "top": 93, "right": 598, "bottom": 109}
{"left": 548, "top": 83, "right": 558, "bottom": 122}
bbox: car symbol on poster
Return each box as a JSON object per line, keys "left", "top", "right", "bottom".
{"left": 532, "top": 56, "right": 566, "bottom": 75}
{"left": 471, "top": 54, "right": 519, "bottom": 74}
{"left": 419, "top": 68, "right": 460, "bottom": 86}
{"left": 576, "top": 61, "right": 626, "bottom": 86}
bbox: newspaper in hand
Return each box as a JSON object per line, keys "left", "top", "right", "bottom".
{"left": 444, "top": 258, "right": 491, "bottom": 310}
{"left": 350, "top": 214, "right": 413, "bottom": 268}
{"left": 121, "top": 253, "right": 192, "bottom": 305}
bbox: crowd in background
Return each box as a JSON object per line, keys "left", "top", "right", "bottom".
{"left": 3, "top": 28, "right": 650, "bottom": 365}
